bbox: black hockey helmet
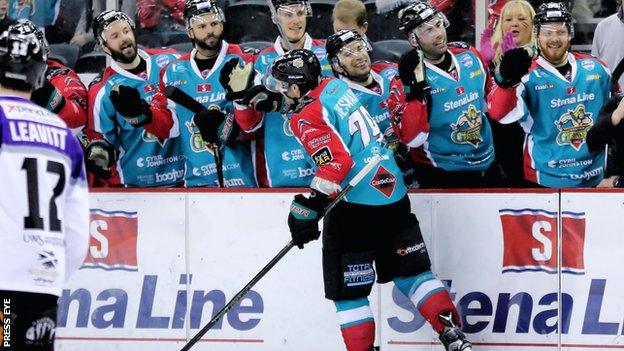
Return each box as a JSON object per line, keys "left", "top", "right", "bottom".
{"left": 93, "top": 10, "right": 136, "bottom": 44}
{"left": 0, "top": 25, "right": 47, "bottom": 92}
{"left": 184, "top": 0, "right": 225, "bottom": 25}
{"left": 268, "top": 49, "right": 321, "bottom": 94}
{"left": 270, "top": 0, "right": 312, "bottom": 17}
{"left": 534, "top": 2, "right": 574, "bottom": 37}
{"left": 326, "top": 29, "right": 369, "bottom": 62}
{"left": 11, "top": 20, "right": 48, "bottom": 55}
{"left": 398, "top": 1, "right": 448, "bottom": 36}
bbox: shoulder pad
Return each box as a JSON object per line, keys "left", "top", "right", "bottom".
{"left": 89, "top": 73, "right": 104, "bottom": 89}
{"left": 293, "top": 95, "right": 315, "bottom": 114}
{"left": 243, "top": 47, "right": 260, "bottom": 55}
{"left": 448, "top": 41, "right": 470, "bottom": 49}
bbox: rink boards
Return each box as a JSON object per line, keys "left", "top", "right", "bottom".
{"left": 55, "top": 189, "right": 624, "bottom": 351}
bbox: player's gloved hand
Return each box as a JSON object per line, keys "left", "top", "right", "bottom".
{"left": 31, "top": 80, "right": 66, "bottom": 113}
{"left": 398, "top": 49, "right": 430, "bottom": 102}
{"left": 241, "top": 85, "right": 283, "bottom": 112}
{"left": 288, "top": 190, "right": 328, "bottom": 249}
{"left": 219, "top": 58, "right": 254, "bottom": 101}
{"left": 110, "top": 85, "right": 153, "bottom": 126}
{"left": 193, "top": 107, "right": 240, "bottom": 146}
{"left": 394, "top": 142, "right": 416, "bottom": 187}
{"left": 495, "top": 47, "right": 532, "bottom": 88}
{"left": 85, "top": 140, "right": 115, "bottom": 180}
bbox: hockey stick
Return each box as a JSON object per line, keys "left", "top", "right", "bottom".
{"left": 179, "top": 153, "right": 384, "bottom": 351}
{"left": 165, "top": 85, "right": 225, "bottom": 187}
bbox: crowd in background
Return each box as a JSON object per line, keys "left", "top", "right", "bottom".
{"left": 3, "top": 0, "right": 624, "bottom": 189}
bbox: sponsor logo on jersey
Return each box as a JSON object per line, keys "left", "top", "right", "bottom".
{"left": 1, "top": 299, "right": 11, "bottom": 347}
{"left": 534, "top": 83, "right": 555, "bottom": 91}
{"left": 499, "top": 208, "right": 585, "bottom": 274}
{"left": 550, "top": 92, "right": 595, "bottom": 108}
{"left": 312, "top": 146, "right": 333, "bottom": 165}
{"left": 396, "top": 242, "right": 426, "bottom": 256}
{"left": 450, "top": 104, "right": 483, "bottom": 147}
{"left": 155, "top": 54, "right": 172, "bottom": 68}
{"left": 144, "top": 83, "right": 156, "bottom": 93}
{"left": 197, "top": 84, "right": 212, "bottom": 93}
{"left": 469, "top": 69, "right": 482, "bottom": 79}
{"left": 555, "top": 104, "right": 593, "bottom": 151}
{"left": 370, "top": 165, "right": 396, "bottom": 198}
{"left": 168, "top": 79, "right": 187, "bottom": 87}
{"left": 308, "top": 134, "right": 331, "bottom": 149}
{"left": 566, "top": 86, "right": 576, "bottom": 95}
{"left": 459, "top": 54, "right": 474, "bottom": 68}
{"left": 586, "top": 74, "right": 601, "bottom": 81}
{"left": 443, "top": 91, "right": 479, "bottom": 112}
{"left": 281, "top": 149, "right": 305, "bottom": 161}
{"left": 455, "top": 86, "right": 465, "bottom": 95}
{"left": 581, "top": 59, "right": 595, "bottom": 71}
{"left": 83, "top": 209, "right": 139, "bottom": 272}
{"left": 344, "top": 263, "right": 375, "bottom": 287}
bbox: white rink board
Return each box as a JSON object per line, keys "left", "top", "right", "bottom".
{"left": 55, "top": 190, "right": 624, "bottom": 351}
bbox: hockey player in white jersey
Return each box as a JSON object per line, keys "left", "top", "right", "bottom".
{"left": 0, "top": 25, "right": 89, "bottom": 350}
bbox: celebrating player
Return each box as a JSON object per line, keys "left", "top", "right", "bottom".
{"left": 84, "top": 10, "right": 184, "bottom": 187}
{"left": 159, "top": 0, "right": 257, "bottom": 187}
{"left": 269, "top": 49, "right": 472, "bottom": 351}
{"left": 488, "top": 2, "right": 612, "bottom": 187}
{"left": 390, "top": 1, "right": 498, "bottom": 188}
{"left": 0, "top": 25, "right": 89, "bottom": 350}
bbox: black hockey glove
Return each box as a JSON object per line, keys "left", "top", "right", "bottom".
{"left": 398, "top": 49, "right": 430, "bottom": 102}
{"left": 219, "top": 58, "right": 254, "bottom": 101}
{"left": 31, "top": 80, "right": 66, "bottom": 113}
{"left": 193, "top": 108, "right": 240, "bottom": 146}
{"left": 110, "top": 85, "right": 153, "bottom": 127}
{"left": 394, "top": 143, "right": 416, "bottom": 187}
{"left": 288, "top": 190, "right": 328, "bottom": 249}
{"left": 495, "top": 48, "right": 532, "bottom": 88}
{"left": 241, "top": 85, "right": 283, "bottom": 112}
{"left": 85, "top": 140, "right": 116, "bottom": 180}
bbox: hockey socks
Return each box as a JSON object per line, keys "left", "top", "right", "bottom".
{"left": 393, "top": 270, "right": 460, "bottom": 333}
{"left": 335, "top": 298, "right": 375, "bottom": 351}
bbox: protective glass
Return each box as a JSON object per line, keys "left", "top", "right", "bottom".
{"left": 189, "top": 11, "right": 225, "bottom": 27}
{"left": 413, "top": 13, "right": 449, "bottom": 40}
{"left": 336, "top": 39, "right": 371, "bottom": 61}
{"left": 538, "top": 23, "right": 573, "bottom": 39}
{"left": 276, "top": 3, "right": 312, "bottom": 19}
{"left": 263, "top": 72, "right": 290, "bottom": 94}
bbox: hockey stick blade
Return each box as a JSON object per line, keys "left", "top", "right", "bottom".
{"left": 179, "top": 154, "right": 383, "bottom": 351}
{"left": 164, "top": 85, "right": 206, "bottom": 115}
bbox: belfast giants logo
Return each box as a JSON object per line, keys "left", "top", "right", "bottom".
{"left": 450, "top": 104, "right": 483, "bottom": 147}
{"left": 499, "top": 208, "right": 585, "bottom": 274}
{"left": 83, "top": 209, "right": 139, "bottom": 271}
{"left": 555, "top": 104, "right": 593, "bottom": 151}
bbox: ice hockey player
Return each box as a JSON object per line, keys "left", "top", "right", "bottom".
{"left": 0, "top": 25, "right": 89, "bottom": 350}
{"left": 12, "top": 20, "right": 88, "bottom": 129}
{"left": 85, "top": 10, "right": 184, "bottom": 187}
{"left": 269, "top": 48, "right": 472, "bottom": 351}
{"left": 159, "top": 0, "right": 257, "bottom": 187}
{"left": 488, "top": 2, "right": 612, "bottom": 187}
{"left": 389, "top": 1, "right": 497, "bottom": 188}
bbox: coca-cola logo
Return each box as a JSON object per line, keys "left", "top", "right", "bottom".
{"left": 370, "top": 165, "right": 396, "bottom": 198}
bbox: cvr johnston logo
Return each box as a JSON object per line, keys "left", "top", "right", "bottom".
{"left": 82, "top": 209, "right": 139, "bottom": 271}
{"left": 499, "top": 208, "right": 585, "bottom": 274}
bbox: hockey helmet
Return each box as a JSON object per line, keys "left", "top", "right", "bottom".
{"left": 93, "top": 10, "right": 136, "bottom": 44}
{"left": 271, "top": 0, "right": 312, "bottom": 18}
{"left": 0, "top": 24, "right": 47, "bottom": 92}
{"left": 267, "top": 49, "right": 321, "bottom": 94}
{"left": 326, "top": 29, "right": 370, "bottom": 62}
{"left": 184, "top": 0, "right": 225, "bottom": 25}
{"left": 534, "top": 2, "right": 574, "bottom": 37}
{"left": 10, "top": 20, "right": 48, "bottom": 56}
{"left": 398, "top": 1, "right": 449, "bottom": 37}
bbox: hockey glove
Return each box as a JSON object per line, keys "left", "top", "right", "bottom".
{"left": 110, "top": 85, "right": 153, "bottom": 127}
{"left": 219, "top": 58, "right": 254, "bottom": 101}
{"left": 398, "top": 49, "right": 430, "bottom": 102}
{"left": 241, "top": 85, "right": 284, "bottom": 112}
{"left": 31, "top": 80, "right": 66, "bottom": 113}
{"left": 193, "top": 108, "right": 226, "bottom": 145}
{"left": 288, "top": 190, "right": 328, "bottom": 249}
{"left": 85, "top": 140, "right": 116, "bottom": 180}
{"left": 495, "top": 48, "right": 532, "bottom": 88}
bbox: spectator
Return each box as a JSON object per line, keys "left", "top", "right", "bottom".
{"left": 592, "top": 0, "right": 624, "bottom": 89}
{"left": 587, "top": 93, "right": 624, "bottom": 187}
{"left": 389, "top": 1, "right": 498, "bottom": 188}
{"left": 0, "top": 0, "right": 16, "bottom": 32}
{"left": 84, "top": 10, "right": 183, "bottom": 187}
{"left": 69, "top": 0, "right": 136, "bottom": 53}
{"left": 135, "top": 0, "right": 187, "bottom": 46}
{"left": 488, "top": 2, "right": 612, "bottom": 187}
{"left": 331, "top": 0, "right": 398, "bottom": 62}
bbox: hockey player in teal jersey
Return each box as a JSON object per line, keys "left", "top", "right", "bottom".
{"left": 488, "top": 2, "right": 612, "bottom": 187}
{"left": 270, "top": 49, "right": 471, "bottom": 351}
{"left": 84, "top": 10, "right": 184, "bottom": 187}
{"left": 158, "top": 0, "right": 257, "bottom": 187}
{"left": 389, "top": 1, "right": 497, "bottom": 188}
{"left": 222, "top": 0, "right": 333, "bottom": 187}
